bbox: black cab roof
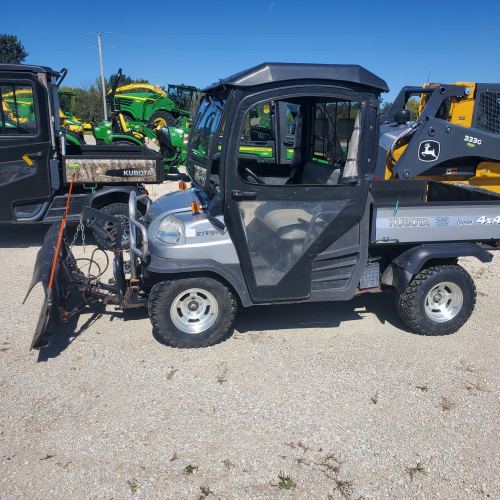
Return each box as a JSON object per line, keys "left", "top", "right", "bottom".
{"left": 0, "top": 63, "right": 60, "bottom": 77}
{"left": 204, "top": 62, "right": 389, "bottom": 93}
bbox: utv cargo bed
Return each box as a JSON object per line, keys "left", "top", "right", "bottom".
{"left": 371, "top": 180, "right": 500, "bottom": 243}
{"left": 63, "top": 144, "right": 164, "bottom": 184}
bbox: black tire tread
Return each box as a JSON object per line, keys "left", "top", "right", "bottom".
{"left": 92, "top": 202, "right": 129, "bottom": 251}
{"left": 396, "top": 264, "right": 476, "bottom": 336}
{"left": 148, "top": 278, "right": 237, "bottom": 348}
{"left": 149, "top": 110, "right": 176, "bottom": 127}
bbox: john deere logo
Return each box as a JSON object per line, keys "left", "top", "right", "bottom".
{"left": 418, "top": 140, "right": 440, "bottom": 162}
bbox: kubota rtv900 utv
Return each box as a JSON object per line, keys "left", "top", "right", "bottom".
{"left": 26, "top": 63, "right": 500, "bottom": 351}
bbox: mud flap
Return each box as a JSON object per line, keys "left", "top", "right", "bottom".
{"left": 24, "top": 223, "right": 77, "bottom": 349}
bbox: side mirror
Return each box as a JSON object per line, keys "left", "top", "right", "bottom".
{"left": 156, "top": 126, "right": 174, "bottom": 152}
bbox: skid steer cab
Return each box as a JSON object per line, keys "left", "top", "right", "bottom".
{"left": 26, "top": 63, "right": 500, "bottom": 350}
{"left": 376, "top": 81, "right": 500, "bottom": 193}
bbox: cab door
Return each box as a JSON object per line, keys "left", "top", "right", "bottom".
{"left": 0, "top": 72, "right": 53, "bottom": 222}
{"left": 224, "top": 86, "right": 374, "bottom": 303}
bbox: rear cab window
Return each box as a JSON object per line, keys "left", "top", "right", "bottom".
{"left": 0, "top": 84, "right": 38, "bottom": 136}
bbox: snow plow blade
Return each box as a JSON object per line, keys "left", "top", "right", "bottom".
{"left": 24, "top": 223, "right": 76, "bottom": 350}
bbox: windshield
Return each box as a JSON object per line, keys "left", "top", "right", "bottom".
{"left": 186, "top": 90, "right": 229, "bottom": 191}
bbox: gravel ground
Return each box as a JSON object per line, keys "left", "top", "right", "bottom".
{"left": 0, "top": 177, "right": 499, "bottom": 499}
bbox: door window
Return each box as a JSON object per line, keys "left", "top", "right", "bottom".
{"left": 237, "top": 97, "right": 364, "bottom": 186}
{"left": 0, "top": 84, "right": 38, "bottom": 135}
{"left": 239, "top": 199, "right": 349, "bottom": 286}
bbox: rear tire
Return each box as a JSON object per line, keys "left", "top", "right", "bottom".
{"left": 396, "top": 264, "right": 476, "bottom": 336}
{"left": 148, "top": 277, "right": 237, "bottom": 348}
{"left": 149, "top": 110, "right": 176, "bottom": 129}
{"left": 91, "top": 202, "right": 130, "bottom": 251}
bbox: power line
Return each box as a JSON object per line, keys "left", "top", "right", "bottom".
{"left": 30, "top": 45, "right": 500, "bottom": 54}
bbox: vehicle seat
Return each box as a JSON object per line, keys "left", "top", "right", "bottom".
{"left": 301, "top": 160, "right": 342, "bottom": 185}
{"left": 255, "top": 203, "right": 317, "bottom": 240}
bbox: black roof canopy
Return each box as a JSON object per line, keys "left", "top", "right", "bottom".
{"left": 0, "top": 63, "right": 60, "bottom": 77}
{"left": 204, "top": 62, "right": 389, "bottom": 93}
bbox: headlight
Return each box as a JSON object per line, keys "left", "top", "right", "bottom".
{"left": 155, "top": 216, "right": 185, "bottom": 245}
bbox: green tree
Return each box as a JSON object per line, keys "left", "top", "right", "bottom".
{"left": 109, "top": 72, "right": 133, "bottom": 89}
{"left": 0, "top": 34, "right": 28, "bottom": 63}
{"left": 108, "top": 73, "right": 150, "bottom": 90}
{"left": 405, "top": 97, "right": 420, "bottom": 120}
{"left": 380, "top": 97, "right": 392, "bottom": 114}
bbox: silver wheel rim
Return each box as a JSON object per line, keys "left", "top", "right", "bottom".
{"left": 170, "top": 288, "right": 218, "bottom": 334}
{"left": 424, "top": 281, "right": 463, "bottom": 323}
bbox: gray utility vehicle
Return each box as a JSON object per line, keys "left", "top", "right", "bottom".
{"left": 27, "top": 63, "right": 500, "bottom": 350}
{"left": 0, "top": 64, "right": 164, "bottom": 248}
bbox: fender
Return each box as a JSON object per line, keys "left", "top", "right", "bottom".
{"left": 87, "top": 186, "right": 148, "bottom": 208}
{"left": 143, "top": 254, "right": 252, "bottom": 307}
{"left": 384, "top": 243, "right": 492, "bottom": 294}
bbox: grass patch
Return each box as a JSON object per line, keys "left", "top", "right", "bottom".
{"left": 166, "top": 366, "right": 179, "bottom": 380}
{"left": 216, "top": 361, "right": 228, "bottom": 385}
{"left": 405, "top": 461, "right": 427, "bottom": 481}
{"left": 465, "top": 378, "right": 492, "bottom": 393}
{"left": 222, "top": 459, "right": 236, "bottom": 470}
{"left": 183, "top": 464, "right": 198, "bottom": 475}
{"left": 199, "top": 485, "right": 214, "bottom": 497}
{"left": 126, "top": 478, "right": 139, "bottom": 493}
{"left": 331, "top": 478, "right": 353, "bottom": 499}
{"left": 278, "top": 471, "right": 296, "bottom": 490}
{"left": 439, "top": 397, "right": 455, "bottom": 411}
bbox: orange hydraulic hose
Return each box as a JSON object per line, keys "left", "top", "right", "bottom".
{"left": 48, "top": 176, "right": 75, "bottom": 291}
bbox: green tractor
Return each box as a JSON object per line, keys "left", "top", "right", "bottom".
{"left": 91, "top": 69, "right": 191, "bottom": 170}
{"left": 111, "top": 82, "right": 198, "bottom": 127}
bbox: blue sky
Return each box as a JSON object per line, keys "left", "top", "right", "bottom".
{"left": 3, "top": 0, "right": 500, "bottom": 102}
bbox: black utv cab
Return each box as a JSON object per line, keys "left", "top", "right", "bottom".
{"left": 0, "top": 63, "right": 163, "bottom": 237}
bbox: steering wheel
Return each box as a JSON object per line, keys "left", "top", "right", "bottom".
{"left": 245, "top": 167, "right": 265, "bottom": 184}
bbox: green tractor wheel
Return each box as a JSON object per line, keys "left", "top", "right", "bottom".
{"left": 150, "top": 110, "right": 176, "bottom": 129}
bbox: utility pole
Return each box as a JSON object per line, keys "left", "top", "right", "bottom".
{"left": 98, "top": 32, "right": 107, "bottom": 119}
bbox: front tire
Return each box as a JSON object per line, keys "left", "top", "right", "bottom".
{"left": 149, "top": 110, "right": 176, "bottom": 129}
{"left": 148, "top": 277, "right": 237, "bottom": 348}
{"left": 396, "top": 264, "right": 476, "bottom": 336}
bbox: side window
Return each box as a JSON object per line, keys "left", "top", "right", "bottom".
{"left": 241, "top": 102, "right": 272, "bottom": 141}
{"left": 476, "top": 91, "right": 500, "bottom": 135}
{"left": 0, "top": 84, "right": 38, "bottom": 135}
